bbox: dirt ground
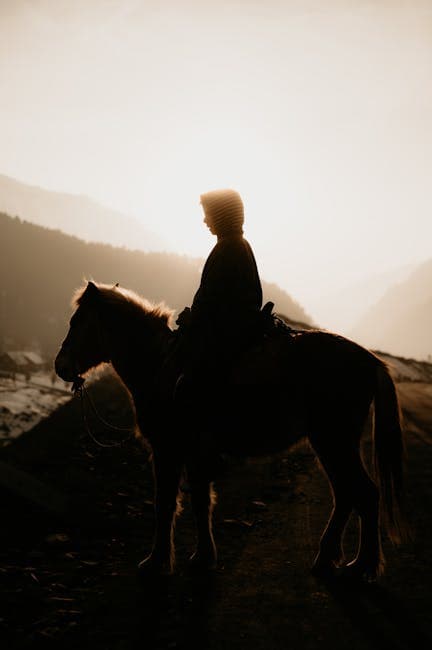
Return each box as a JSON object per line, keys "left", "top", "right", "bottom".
{"left": 0, "top": 376, "right": 431, "bottom": 650}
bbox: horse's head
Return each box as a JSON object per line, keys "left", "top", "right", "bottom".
{"left": 55, "top": 281, "right": 110, "bottom": 383}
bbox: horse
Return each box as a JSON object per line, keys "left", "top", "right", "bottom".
{"left": 55, "top": 281, "right": 407, "bottom": 581}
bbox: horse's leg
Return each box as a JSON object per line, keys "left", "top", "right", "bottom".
{"left": 138, "top": 451, "right": 183, "bottom": 575}
{"left": 310, "top": 438, "right": 354, "bottom": 576}
{"left": 344, "top": 458, "right": 382, "bottom": 579}
{"left": 187, "top": 467, "right": 218, "bottom": 571}
{"left": 311, "top": 435, "right": 382, "bottom": 580}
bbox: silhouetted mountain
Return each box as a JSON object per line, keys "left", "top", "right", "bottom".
{"left": 0, "top": 173, "right": 165, "bottom": 251}
{"left": 0, "top": 213, "right": 312, "bottom": 357}
{"left": 350, "top": 258, "right": 432, "bottom": 360}
{"left": 312, "top": 264, "right": 414, "bottom": 333}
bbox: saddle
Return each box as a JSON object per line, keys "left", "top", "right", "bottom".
{"left": 259, "top": 301, "right": 295, "bottom": 338}
{"left": 171, "top": 301, "right": 297, "bottom": 397}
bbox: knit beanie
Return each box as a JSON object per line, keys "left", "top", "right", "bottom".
{"left": 200, "top": 189, "right": 244, "bottom": 236}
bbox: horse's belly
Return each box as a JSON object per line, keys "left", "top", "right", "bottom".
{"left": 215, "top": 399, "right": 305, "bottom": 458}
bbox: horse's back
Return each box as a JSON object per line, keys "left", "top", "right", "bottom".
{"left": 292, "top": 329, "right": 380, "bottom": 364}
{"left": 233, "top": 328, "right": 380, "bottom": 385}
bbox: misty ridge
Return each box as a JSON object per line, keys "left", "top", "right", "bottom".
{"left": 349, "top": 259, "right": 432, "bottom": 361}
{"left": 0, "top": 213, "right": 312, "bottom": 359}
{"left": 0, "top": 173, "right": 165, "bottom": 252}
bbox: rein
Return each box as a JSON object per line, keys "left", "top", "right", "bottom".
{"left": 72, "top": 378, "right": 135, "bottom": 448}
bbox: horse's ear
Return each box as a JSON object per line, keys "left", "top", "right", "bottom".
{"left": 87, "top": 281, "right": 99, "bottom": 296}
{"left": 114, "top": 282, "right": 119, "bottom": 289}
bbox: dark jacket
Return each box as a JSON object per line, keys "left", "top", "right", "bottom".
{"left": 188, "top": 235, "right": 263, "bottom": 363}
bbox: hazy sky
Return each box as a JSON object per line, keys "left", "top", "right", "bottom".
{"left": 1, "top": 0, "right": 431, "bottom": 320}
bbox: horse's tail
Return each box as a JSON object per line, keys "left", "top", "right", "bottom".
{"left": 373, "top": 362, "right": 409, "bottom": 544}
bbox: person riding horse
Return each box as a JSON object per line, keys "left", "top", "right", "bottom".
{"left": 55, "top": 275, "right": 407, "bottom": 578}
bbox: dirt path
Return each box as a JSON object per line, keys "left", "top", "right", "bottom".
{"left": 0, "top": 378, "right": 431, "bottom": 649}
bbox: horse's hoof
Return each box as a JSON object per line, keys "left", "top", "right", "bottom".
{"left": 188, "top": 551, "right": 217, "bottom": 573}
{"left": 137, "top": 555, "right": 173, "bottom": 577}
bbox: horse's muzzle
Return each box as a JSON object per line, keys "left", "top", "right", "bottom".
{"left": 54, "top": 348, "right": 77, "bottom": 383}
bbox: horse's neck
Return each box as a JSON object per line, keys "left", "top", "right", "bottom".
{"left": 106, "top": 311, "right": 169, "bottom": 398}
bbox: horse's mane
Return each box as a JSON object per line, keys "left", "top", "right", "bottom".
{"left": 72, "top": 282, "right": 175, "bottom": 329}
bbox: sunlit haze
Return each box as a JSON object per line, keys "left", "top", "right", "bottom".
{"left": 1, "top": 0, "right": 431, "bottom": 327}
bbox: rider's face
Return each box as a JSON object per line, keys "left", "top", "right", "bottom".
{"left": 202, "top": 206, "right": 217, "bottom": 235}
